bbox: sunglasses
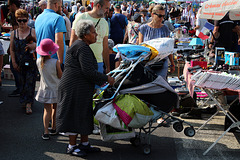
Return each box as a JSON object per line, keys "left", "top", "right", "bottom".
{"left": 17, "top": 19, "right": 28, "bottom": 23}
{"left": 154, "top": 13, "right": 165, "bottom": 18}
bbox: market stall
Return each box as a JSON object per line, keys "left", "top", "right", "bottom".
{"left": 183, "top": 60, "right": 240, "bottom": 155}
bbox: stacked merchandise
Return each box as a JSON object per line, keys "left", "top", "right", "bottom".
{"left": 192, "top": 71, "right": 240, "bottom": 90}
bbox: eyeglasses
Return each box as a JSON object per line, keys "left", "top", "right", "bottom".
{"left": 154, "top": 13, "right": 165, "bottom": 18}
{"left": 17, "top": 19, "right": 28, "bottom": 23}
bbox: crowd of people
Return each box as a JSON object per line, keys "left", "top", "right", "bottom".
{"left": 1, "top": 0, "right": 240, "bottom": 158}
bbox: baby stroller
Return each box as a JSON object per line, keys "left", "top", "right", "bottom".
{"left": 93, "top": 43, "right": 195, "bottom": 155}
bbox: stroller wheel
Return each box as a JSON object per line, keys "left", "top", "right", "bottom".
{"left": 173, "top": 121, "right": 184, "bottom": 132}
{"left": 143, "top": 144, "right": 151, "bottom": 155}
{"left": 130, "top": 136, "right": 141, "bottom": 146}
{"left": 184, "top": 127, "right": 195, "bottom": 137}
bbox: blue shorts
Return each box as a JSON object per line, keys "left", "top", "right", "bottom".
{"left": 95, "top": 62, "right": 104, "bottom": 89}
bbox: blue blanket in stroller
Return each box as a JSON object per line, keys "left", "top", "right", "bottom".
{"left": 113, "top": 44, "right": 151, "bottom": 60}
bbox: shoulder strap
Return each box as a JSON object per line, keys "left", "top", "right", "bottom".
{"left": 29, "top": 27, "right": 32, "bottom": 36}
{"left": 95, "top": 18, "right": 101, "bottom": 28}
{"left": 14, "top": 29, "right": 16, "bottom": 38}
{"left": 131, "top": 23, "right": 138, "bottom": 36}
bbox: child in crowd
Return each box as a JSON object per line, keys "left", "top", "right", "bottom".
{"left": 108, "top": 39, "right": 120, "bottom": 71}
{"left": 35, "top": 38, "right": 62, "bottom": 140}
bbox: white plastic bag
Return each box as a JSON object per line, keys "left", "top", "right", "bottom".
{"left": 95, "top": 101, "right": 127, "bottom": 131}
{"left": 143, "top": 38, "right": 174, "bottom": 60}
{"left": 99, "top": 123, "right": 135, "bottom": 141}
{"left": 128, "top": 113, "right": 153, "bottom": 128}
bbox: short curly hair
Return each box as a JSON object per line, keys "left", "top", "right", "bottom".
{"left": 75, "top": 20, "right": 94, "bottom": 39}
{"left": 15, "top": 9, "right": 29, "bottom": 19}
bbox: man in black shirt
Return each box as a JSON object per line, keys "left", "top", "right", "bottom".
{"left": 209, "top": 13, "right": 240, "bottom": 52}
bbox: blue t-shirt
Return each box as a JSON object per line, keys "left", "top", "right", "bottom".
{"left": 139, "top": 24, "right": 170, "bottom": 42}
{"left": 110, "top": 13, "right": 128, "bottom": 44}
{"left": 35, "top": 9, "right": 67, "bottom": 63}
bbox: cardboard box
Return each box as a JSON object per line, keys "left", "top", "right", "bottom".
{"left": 3, "top": 64, "right": 14, "bottom": 80}
{"left": 225, "top": 52, "right": 239, "bottom": 66}
{"left": 191, "top": 60, "right": 207, "bottom": 69}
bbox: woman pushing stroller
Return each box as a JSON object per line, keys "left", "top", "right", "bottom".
{"left": 56, "top": 20, "right": 115, "bottom": 157}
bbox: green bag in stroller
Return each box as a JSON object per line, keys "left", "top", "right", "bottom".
{"left": 113, "top": 94, "right": 154, "bottom": 128}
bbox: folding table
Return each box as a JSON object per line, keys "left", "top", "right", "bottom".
{"left": 183, "top": 63, "right": 240, "bottom": 155}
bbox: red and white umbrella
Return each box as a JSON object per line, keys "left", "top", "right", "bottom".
{"left": 199, "top": 0, "right": 240, "bottom": 20}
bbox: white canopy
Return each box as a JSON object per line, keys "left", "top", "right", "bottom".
{"left": 199, "top": 0, "right": 240, "bottom": 20}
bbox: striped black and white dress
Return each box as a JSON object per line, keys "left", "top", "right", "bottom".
{"left": 56, "top": 40, "right": 108, "bottom": 135}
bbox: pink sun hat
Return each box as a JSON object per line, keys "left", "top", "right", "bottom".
{"left": 36, "top": 38, "right": 59, "bottom": 56}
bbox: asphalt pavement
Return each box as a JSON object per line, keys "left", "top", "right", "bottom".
{"left": 0, "top": 79, "right": 240, "bottom": 160}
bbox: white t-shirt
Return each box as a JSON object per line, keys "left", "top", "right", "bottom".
{"left": 72, "top": 12, "right": 109, "bottom": 63}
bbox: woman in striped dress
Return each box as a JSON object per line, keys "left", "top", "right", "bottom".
{"left": 56, "top": 20, "right": 114, "bottom": 157}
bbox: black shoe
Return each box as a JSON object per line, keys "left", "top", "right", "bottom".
{"left": 66, "top": 145, "right": 78, "bottom": 154}
{"left": 72, "top": 150, "right": 87, "bottom": 157}
{"left": 49, "top": 129, "right": 57, "bottom": 135}
{"left": 78, "top": 143, "right": 101, "bottom": 153}
{"left": 8, "top": 89, "right": 20, "bottom": 97}
{"left": 42, "top": 134, "right": 50, "bottom": 140}
{"left": 67, "top": 146, "right": 87, "bottom": 157}
{"left": 201, "top": 106, "right": 217, "bottom": 114}
{"left": 180, "top": 112, "right": 202, "bottom": 119}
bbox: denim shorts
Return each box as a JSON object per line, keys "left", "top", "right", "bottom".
{"left": 95, "top": 62, "right": 104, "bottom": 89}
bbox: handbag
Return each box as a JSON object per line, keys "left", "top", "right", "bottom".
{"left": 18, "top": 51, "right": 35, "bottom": 70}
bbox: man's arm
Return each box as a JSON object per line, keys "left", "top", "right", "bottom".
{"left": 69, "top": 29, "right": 78, "bottom": 47}
{"left": 55, "top": 32, "right": 64, "bottom": 64}
{"left": 103, "top": 36, "right": 110, "bottom": 73}
{"left": 123, "top": 27, "right": 128, "bottom": 44}
{"left": 209, "top": 26, "right": 219, "bottom": 49}
{"left": 233, "top": 25, "right": 240, "bottom": 45}
{"left": 194, "top": 25, "right": 200, "bottom": 30}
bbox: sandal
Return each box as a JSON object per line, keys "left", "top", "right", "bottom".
{"left": 26, "top": 106, "right": 32, "bottom": 115}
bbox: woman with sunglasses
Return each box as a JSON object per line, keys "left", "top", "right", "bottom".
{"left": 138, "top": 5, "right": 175, "bottom": 80}
{"left": 10, "top": 9, "right": 38, "bottom": 114}
{"left": 139, "top": 5, "right": 175, "bottom": 125}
